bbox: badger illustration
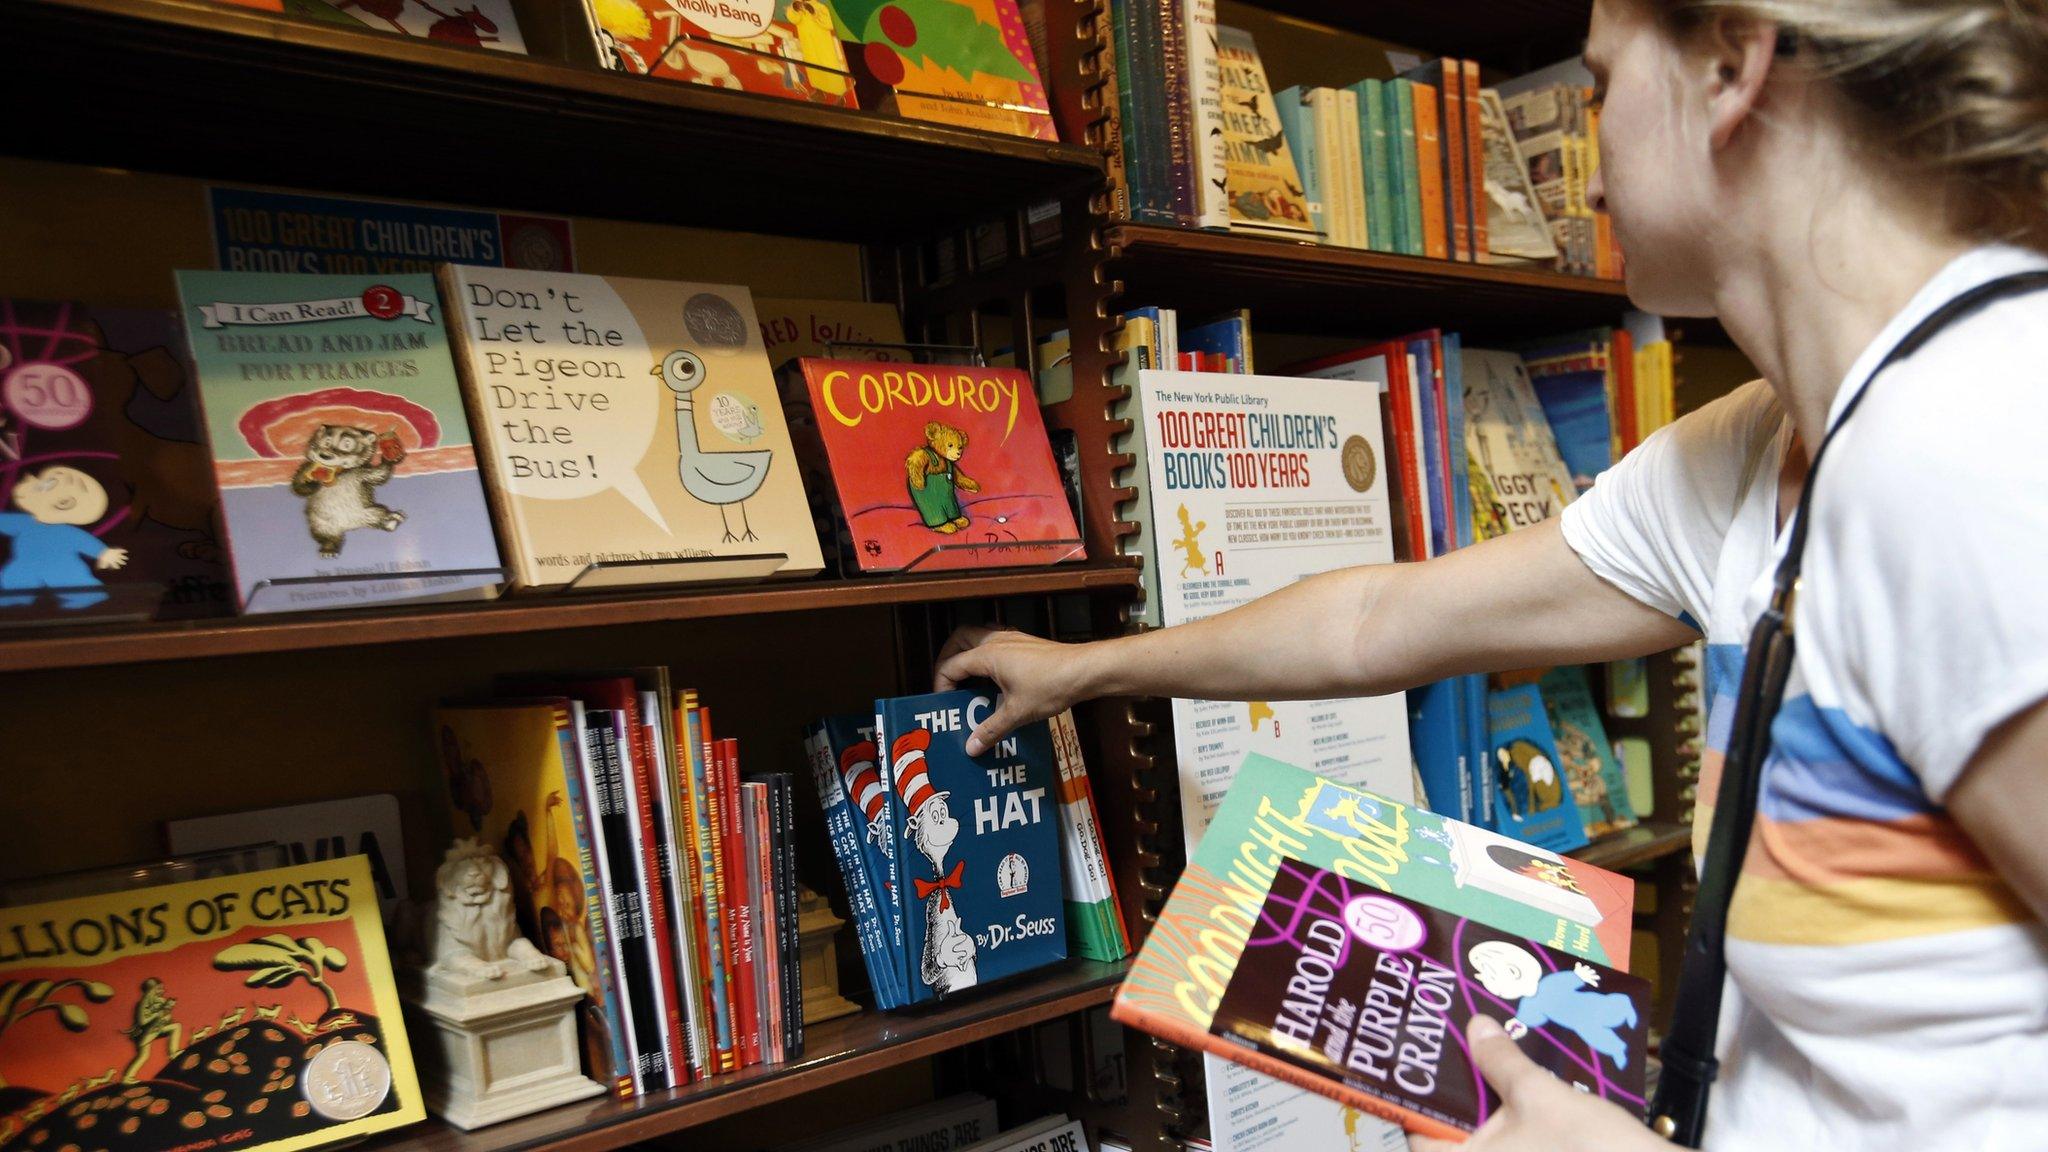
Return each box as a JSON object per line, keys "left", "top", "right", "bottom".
{"left": 290, "top": 424, "right": 405, "bottom": 557}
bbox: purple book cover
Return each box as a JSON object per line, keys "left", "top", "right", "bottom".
{"left": 1210, "top": 855, "right": 1649, "bottom": 1135}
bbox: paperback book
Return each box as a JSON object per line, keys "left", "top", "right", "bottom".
{"left": 1215, "top": 27, "right": 1314, "bottom": 236}
{"left": 1112, "top": 754, "right": 1639, "bottom": 1142}
{"left": 440, "top": 267, "right": 823, "bottom": 590}
{"left": 1487, "top": 684, "right": 1590, "bottom": 853}
{"left": 175, "top": 271, "right": 502, "bottom": 613}
{"left": 0, "top": 302, "right": 231, "bottom": 621}
{"left": 0, "top": 856, "right": 424, "bottom": 1152}
{"left": 876, "top": 690, "right": 1067, "bottom": 1005}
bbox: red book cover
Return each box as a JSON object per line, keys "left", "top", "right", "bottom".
{"left": 587, "top": 1, "right": 860, "bottom": 108}
{"left": 797, "top": 359, "right": 1082, "bottom": 572}
{"left": 627, "top": 706, "right": 690, "bottom": 1085}
{"left": 1395, "top": 329, "right": 1456, "bottom": 552}
{"left": 719, "top": 738, "right": 761, "bottom": 1067}
{"left": 1612, "top": 329, "right": 1639, "bottom": 454}
{"left": 1382, "top": 349, "right": 1428, "bottom": 559}
{"left": 745, "top": 782, "right": 784, "bottom": 1064}
{"left": 696, "top": 707, "right": 738, "bottom": 1074}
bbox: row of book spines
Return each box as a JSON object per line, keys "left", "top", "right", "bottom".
{"left": 1109, "top": 0, "right": 1224, "bottom": 229}
{"left": 1274, "top": 64, "right": 1485, "bottom": 262}
{"left": 1049, "top": 710, "right": 1132, "bottom": 962}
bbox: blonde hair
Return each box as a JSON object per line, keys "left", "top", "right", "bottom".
{"left": 1647, "top": 0, "right": 2048, "bottom": 245}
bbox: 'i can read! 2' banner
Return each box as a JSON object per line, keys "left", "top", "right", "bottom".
{"left": 0, "top": 856, "right": 423, "bottom": 1152}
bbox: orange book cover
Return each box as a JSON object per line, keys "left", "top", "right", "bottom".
{"left": 1460, "top": 60, "right": 1489, "bottom": 261}
{"left": 1411, "top": 85, "right": 1449, "bottom": 260}
{"left": 1440, "top": 71, "right": 1470, "bottom": 261}
{"left": 0, "top": 857, "right": 424, "bottom": 1152}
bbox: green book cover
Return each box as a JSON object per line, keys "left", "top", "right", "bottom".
{"left": 1389, "top": 79, "right": 1427, "bottom": 256}
{"left": 1354, "top": 78, "right": 1394, "bottom": 253}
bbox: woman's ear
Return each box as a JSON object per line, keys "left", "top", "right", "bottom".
{"left": 1705, "top": 14, "right": 1779, "bottom": 149}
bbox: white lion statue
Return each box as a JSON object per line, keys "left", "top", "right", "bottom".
{"left": 427, "top": 838, "right": 557, "bottom": 981}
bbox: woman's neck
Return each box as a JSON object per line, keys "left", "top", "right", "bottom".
{"left": 1710, "top": 158, "right": 1973, "bottom": 458}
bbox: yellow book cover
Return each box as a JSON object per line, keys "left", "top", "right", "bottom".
{"left": 433, "top": 701, "right": 634, "bottom": 1095}
{"left": 440, "top": 267, "right": 826, "bottom": 591}
{"left": 1216, "top": 26, "right": 1315, "bottom": 237}
{"left": 0, "top": 857, "right": 422, "bottom": 1152}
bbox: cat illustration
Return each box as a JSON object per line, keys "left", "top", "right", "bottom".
{"left": 290, "top": 424, "right": 405, "bottom": 557}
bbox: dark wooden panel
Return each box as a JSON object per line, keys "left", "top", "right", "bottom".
{"left": 376, "top": 962, "right": 1127, "bottom": 1152}
{"left": 1244, "top": 0, "right": 1592, "bottom": 72}
{"left": 1107, "top": 224, "right": 1633, "bottom": 340}
{"left": 2, "top": 0, "right": 1103, "bottom": 242}
{"left": 1571, "top": 821, "right": 1691, "bottom": 871}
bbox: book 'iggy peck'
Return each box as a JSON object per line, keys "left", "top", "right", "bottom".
{"left": 0, "top": 856, "right": 423, "bottom": 1152}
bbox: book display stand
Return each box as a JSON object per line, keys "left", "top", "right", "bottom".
{"left": 0, "top": 2, "right": 1706, "bottom": 1151}
{"left": 0, "top": 582, "right": 170, "bottom": 629}
{"left": 243, "top": 566, "right": 511, "bottom": 611}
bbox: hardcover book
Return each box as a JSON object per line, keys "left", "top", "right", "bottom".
{"left": 834, "top": 0, "right": 1058, "bottom": 140}
{"left": 1112, "top": 754, "right": 1638, "bottom": 1144}
{"left": 876, "top": 690, "right": 1067, "bottom": 1005}
{"left": 0, "top": 302, "right": 231, "bottom": 621}
{"left": 1208, "top": 858, "right": 1649, "bottom": 1139}
{"left": 1215, "top": 27, "right": 1314, "bottom": 236}
{"left": 175, "top": 271, "right": 502, "bottom": 613}
{"left": 440, "top": 267, "right": 823, "bottom": 590}
{"left": 1486, "top": 684, "right": 1590, "bottom": 853}
{"left": 1537, "top": 666, "right": 1637, "bottom": 838}
{"left": 316, "top": 0, "right": 527, "bottom": 52}
{"left": 164, "top": 795, "right": 409, "bottom": 918}
{"left": 431, "top": 700, "right": 635, "bottom": 1095}
{"left": 0, "top": 856, "right": 424, "bottom": 1152}
{"left": 796, "top": 358, "right": 1080, "bottom": 573}
{"left": 805, "top": 716, "right": 905, "bottom": 1008}
{"left": 586, "top": 0, "right": 860, "bottom": 107}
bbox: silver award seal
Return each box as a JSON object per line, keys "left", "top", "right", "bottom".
{"left": 302, "top": 1039, "right": 393, "bottom": 1121}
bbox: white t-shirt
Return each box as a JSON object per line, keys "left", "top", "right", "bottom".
{"left": 1561, "top": 244, "right": 2048, "bottom": 1150}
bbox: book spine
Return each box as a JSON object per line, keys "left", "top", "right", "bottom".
{"left": 623, "top": 705, "right": 687, "bottom": 1087}
{"left": 555, "top": 704, "right": 636, "bottom": 1097}
{"left": 1338, "top": 87, "right": 1367, "bottom": 248}
{"left": 1426, "top": 337, "right": 1457, "bottom": 555}
{"left": 740, "top": 782, "right": 779, "bottom": 1064}
{"left": 1155, "top": 0, "right": 1196, "bottom": 226}
{"left": 1444, "top": 332, "right": 1474, "bottom": 549}
{"left": 1411, "top": 83, "right": 1448, "bottom": 260}
{"left": 1356, "top": 80, "right": 1392, "bottom": 253}
{"left": 1111, "top": 0, "right": 1145, "bottom": 221}
{"left": 1466, "top": 672, "right": 1496, "bottom": 830}
{"left": 609, "top": 713, "right": 676, "bottom": 1090}
{"left": 719, "top": 737, "right": 761, "bottom": 1065}
{"left": 1461, "top": 60, "right": 1489, "bottom": 261}
{"left": 1275, "top": 88, "right": 1322, "bottom": 241}
{"left": 649, "top": 702, "right": 706, "bottom": 1082}
{"left": 1107, "top": 996, "right": 1469, "bottom": 1144}
{"left": 1440, "top": 66, "right": 1470, "bottom": 260}
{"left": 1185, "top": 0, "right": 1229, "bottom": 229}
{"left": 1409, "top": 339, "right": 1448, "bottom": 558}
{"left": 695, "top": 707, "right": 738, "bottom": 1073}
{"left": 773, "top": 773, "right": 804, "bottom": 1057}
{"left": 874, "top": 704, "right": 912, "bottom": 1003}
{"left": 1384, "top": 352, "right": 1427, "bottom": 559}
{"left": 582, "top": 714, "right": 652, "bottom": 1094}
{"left": 1312, "top": 91, "right": 1347, "bottom": 246}
{"left": 670, "top": 701, "right": 715, "bottom": 1080}
{"left": 1101, "top": 0, "right": 1129, "bottom": 221}
{"left": 1391, "top": 81, "right": 1424, "bottom": 256}
{"left": 1049, "top": 710, "right": 1127, "bottom": 960}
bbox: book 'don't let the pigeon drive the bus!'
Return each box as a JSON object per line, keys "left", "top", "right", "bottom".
{"left": 439, "top": 267, "right": 824, "bottom": 591}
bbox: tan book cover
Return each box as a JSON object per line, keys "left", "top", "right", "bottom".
{"left": 440, "top": 266, "right": 824, "bottom": 590}
{"left": 1216, "top": 26, "right": 1315, "bottom": 237}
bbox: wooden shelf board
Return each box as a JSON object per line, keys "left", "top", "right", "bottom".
{"left": 1106, "top": 225, "right": 1632, "bottom": 340}
{"left": 0, "top": 565, "right": 1139, "bottom": 673}
{"left": 377, "top": 960, "right": 1128, "bottom": 1152}
{"left": 1571, "top": 821, "right": 1691, "bottom": 871}
{"left": 1244, "top": 0, "right": 1591, "bottom": 71}
{"left": 4, "top": 0, "right": 1103, "bottom": 240}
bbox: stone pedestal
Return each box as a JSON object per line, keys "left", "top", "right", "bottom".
{"left": 405, "top": 960, "right": 605, "bottom": 1130}
{"left": 799, "top": 886, "right": 861, "bottom": 1024}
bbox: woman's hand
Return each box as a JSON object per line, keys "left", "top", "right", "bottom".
{"left": 933, "top": 626, "right": 1090, "bottom": 754}
{"left": 1410, "top": 1017, "right": 1670, "bottom": 1152}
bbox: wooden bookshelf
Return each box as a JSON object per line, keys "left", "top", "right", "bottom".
{"left": 1237, "top": 0, "right": 1591, "bottom": 71}
{"left": 1571, "top": 821, "right": 1691, "bottom": 871}
{"left": 5, "top": 0, "right": 1103, "bottom": 240}
{"left": 1105, "top": 224, "right": 1631, "bottom": 340}
{"left": 377, "top": 961, "right": 1129, "bottom": 1152}
{"left": 0, "top": 565, "right": 1139, "bottom": 673}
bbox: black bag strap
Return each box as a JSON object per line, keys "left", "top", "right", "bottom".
{"left": 1648, "top": 269, "right": 2048, "bottom": 1146}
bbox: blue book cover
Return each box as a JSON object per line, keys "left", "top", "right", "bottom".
{"left": 1445, "top": 332, "right": 1475, "bottom": 549}
{"left": 1351, "top": 77, "right": 1393, "bottom": 253}
{"left": 1408, "top": 335, "right": 1450, "bottom": 557}
{"left": 879, "top": 690, "right": 1067, "bottom": 1005}
{"left": 805, "top": 721, "right": 903, "bottom": 1010}
{"left": 1486, "top": 684, "right": 1591, "bottom": 853}
{"left": 819, "top": 713, "right": 907, "bottom": 1008}
{"left": 1274, "top": 87, "right": 1324, "bottom": 240}
{"left": 1181, "top": 313, "right": 1252, "bottom": 373}
{"left": 1410, "top": 677, "right": 1472, "bottom": 823}
{"left": 1465, "top": 672, "right": 1495, "bottom": 830}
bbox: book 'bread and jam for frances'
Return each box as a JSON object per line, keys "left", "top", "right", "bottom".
{"left": 874, "top": 690, "right": 1066, "bottom": 1007}
{"left": 174, "top": 271, "right": 503, "bottom": 614}
{"left": 439, "top": 267, "right": 823, "bottom": 591}
{"left": 0, "top": 301, "right": 231, "bottom": 623}
{"left": 0, "top": 855, "right": 424, "bottom": 1152}
{"left": 1112, "top": 753, "right": 1642, "bottom": 1143}
{"left": 794, "top": 359, "right": 1080, "bottom": 573}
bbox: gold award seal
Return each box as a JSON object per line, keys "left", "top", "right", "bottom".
{"left": 302, "top": 1039, "right": 393, "bottom": 1122}
{"left": 1341, "top": 435, "right": 1376, "bottom": 493}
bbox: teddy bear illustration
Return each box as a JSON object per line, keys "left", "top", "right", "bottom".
{"left": 893, "top": 727, "right": 977, "bottom": 995}
{"left": 905, "top": 422, "right": 981, "bottom": 533}
{"left": 290, "top": 424, "right": 405, "bottom": 557}
{"left": 1469, "top": 940, "right": 1639, "bottom": 1070}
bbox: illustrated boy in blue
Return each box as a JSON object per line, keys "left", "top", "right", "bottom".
{"left": 1469, "top": 939, "right": 1639, "bottom": 1069}
{"left": 0, "top": 465, "right": 128, "bottom": 608}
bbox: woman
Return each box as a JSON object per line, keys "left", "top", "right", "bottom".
{"left": 936, "top": 0, "right": 2048, "bottom": 1146}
